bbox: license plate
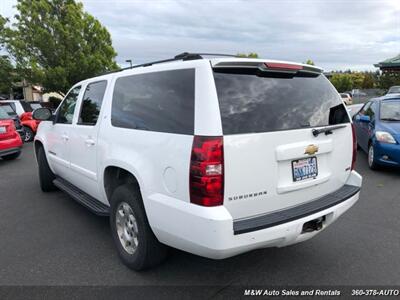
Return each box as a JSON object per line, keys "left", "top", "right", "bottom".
{"left": 0, "top": 126, "right": 6, "bottom": 134}
{"left": 292, "top": 157, "right": 318, "bottom": 182}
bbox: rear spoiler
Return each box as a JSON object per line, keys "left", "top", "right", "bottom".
{"left": 213, "top": 61, "right": 323, "bottom": 77}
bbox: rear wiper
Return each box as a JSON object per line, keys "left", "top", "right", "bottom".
{"left": 312, "top": 124, "right": 347, "bottom": 137}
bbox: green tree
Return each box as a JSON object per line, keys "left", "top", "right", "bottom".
{"left": 330, "top": 73, "right": 353, "bottom": 92}
{"left": 304, "top": 59, "right": 315, "bottom": 65}
{"left": 361, "top": 73, "right": 375, "bottom": 89}
{"left": 0, "top": 16, "right": 15, "bottom": 96}
{"left": 349, "top": 72, "right": 365, "bottom": 89}
{"left": 237, "top": 52, "right": 259, "bottom": 58}
{"left": 0, "top": 55, "right": 14, "bottom": 95}
{"left": 378, "top": 71, "right": 400, "bottom": 91}
{"left": 1, "top": 0, "right": 119, "bottom": 94}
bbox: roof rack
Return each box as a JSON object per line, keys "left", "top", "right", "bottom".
{"left": 102, "top": 52, "right": 238, "bottom": 75}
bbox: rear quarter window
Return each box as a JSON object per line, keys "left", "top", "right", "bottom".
{"left": 214, "top": 71, "right": 350, "bottom": 135}
{"left": 111, "top": 69, "right": 195, "bottom": 135}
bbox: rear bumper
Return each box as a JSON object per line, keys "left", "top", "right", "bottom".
{"left": 0, "top": 133, "right": 23, "bottom": 157}
{"left": 147, "top": 171, "right": 362, "bottom": 259}
{"left": 374, "top": 142, "right": 400, "bottom": 166}
{"left": 0, "top": 147, "right": 21, "bottom": 157}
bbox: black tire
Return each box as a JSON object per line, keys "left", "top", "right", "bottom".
{"left": 23, "top": 126, "right": 34, "bottom": 142}
{"left": 1, "top": 151, "right": 21, "bottom": 160}
{"left": 110, "top": 184, "right": 168, "bottom": 271}
{"left": 368, "top": 144, "right": 379, "bottom": 170}
{"left": 37, "top": 146, "right": 57, "bottom": 192}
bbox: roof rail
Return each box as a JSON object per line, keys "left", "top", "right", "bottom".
{"left": 101, "top": 52, "right": 237, "bottom": 76}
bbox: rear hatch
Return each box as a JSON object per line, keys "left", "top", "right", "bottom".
{"left": 212, "top": 60, "right": 353, "bottom": 220}
{"left": 0, "top": 119, "right": 16, "bottom": 140}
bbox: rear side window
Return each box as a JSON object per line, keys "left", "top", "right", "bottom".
{"left": 78, "top": 81, "right": 107, "bottom": 126}
{"left": 112, "top": 69, "right": 195, "bottom": 135}
{"left": 214, "top": 71, "right": 350, "bottom": 135}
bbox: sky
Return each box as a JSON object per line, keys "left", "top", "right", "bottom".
{"left": 1, "top": 0, "right": 399, "bottom": 71}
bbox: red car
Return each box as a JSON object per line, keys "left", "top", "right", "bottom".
{"left": 0, "top": 106, "right": 23, "bottom": 160}
{"left": 0, "top": 100, "right": 41, "bottom": 142}
{"left": 20, "top": 111, "right": 40, "bottom": 141}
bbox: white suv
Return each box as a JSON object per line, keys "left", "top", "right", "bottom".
{"left": 33, "top": 53, "right": 362, "bottom": 270}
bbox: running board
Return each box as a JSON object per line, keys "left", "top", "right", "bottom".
{"left": 53, "top": 177, "right": 110, "bottom": 216}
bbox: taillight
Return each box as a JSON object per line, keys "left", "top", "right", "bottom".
{"left": 351, "top": 124, "right": 357, "bottom": 170}
{"left": 190, "top": 136, "right": 224, "bottom": 207}
{"left": 7, "top": 122, "right": 15, "bottom": 133}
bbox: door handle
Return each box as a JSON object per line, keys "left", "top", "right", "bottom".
{"left": 61, "top": 134, "right": 69, "bottom": 141}
{"left": 85, "top": 139, "right": 95, "bottom": 146}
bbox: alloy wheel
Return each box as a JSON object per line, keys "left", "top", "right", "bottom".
{"left": 368, "top": 145, "right": 374, "bottom": 167}
{"left": 115, "top": 201, "right": 139, "bottom": 255}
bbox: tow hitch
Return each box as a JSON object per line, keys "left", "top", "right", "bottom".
{"left": 302, "top": 216, "right": 326, "bottom": 233}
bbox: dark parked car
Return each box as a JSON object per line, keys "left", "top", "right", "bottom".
{"left": 353, "top": 93, "right": 400, "bottom": 169}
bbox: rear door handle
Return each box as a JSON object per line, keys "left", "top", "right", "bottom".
{"left": 85, "top": 139, "right": 95, "bottom": 146}
{"left": 61, "top": 134, "right": 69, "bottom": 141}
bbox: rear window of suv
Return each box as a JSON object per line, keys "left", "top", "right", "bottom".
{"left": 112, "top": 69, "right": 195, "bottom": 135}
{"left": 214, "top": 70, "right": 349, "bottom": 135}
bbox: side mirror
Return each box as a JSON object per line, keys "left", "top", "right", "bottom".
{"left": 359, "top": 115, "right": 370, "bottom": 123}
{"left": 32, "top": 107, "right": 53, "bottom": 121}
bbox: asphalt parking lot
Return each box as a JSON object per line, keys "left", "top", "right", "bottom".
{"left": 0, "top": 143, "right": 399, "bottom": 287}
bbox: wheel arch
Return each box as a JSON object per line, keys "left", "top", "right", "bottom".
{"left": 34, "top": 139, "right": 44, "bottom": 160}
{"left": 103, "top": 165, "right": 144, "bottom": 206}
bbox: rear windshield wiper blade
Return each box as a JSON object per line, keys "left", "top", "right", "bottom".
{"left": 312, "top": 124, "right": 347, "bottom": 137}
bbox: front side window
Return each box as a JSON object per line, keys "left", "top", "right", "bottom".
{"left": 112, "top": 69, "right": 195, "bottom": 135}
{"left": 56, "top": 86, "right": 81, "bottom": 124}
{"left": 380, "top": 100, "right": 400, "bottom": 121}
{"left": 358, "top": 102, "right": 371, "bottom": 116}
{"left": 78, "top": 81, "right": 107, "bottom": 126}
{"left": 214, "top": 70, "right": 350, "bottom": 135}
{"left": 365, "top": 102, "right": 376, "bottom": 119}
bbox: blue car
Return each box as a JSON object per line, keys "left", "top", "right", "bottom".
{"left": 353, "top": 93, "right": 400, "bottom": 169}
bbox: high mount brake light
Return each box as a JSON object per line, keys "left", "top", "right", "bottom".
{"left": 190, "top": 136, "right": 224, "bottom": 207}
{"left": 264, "top": 62, "right": 303, "bottom": 70}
